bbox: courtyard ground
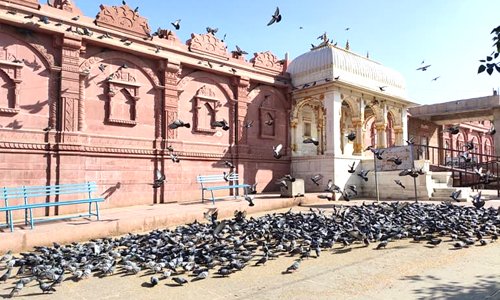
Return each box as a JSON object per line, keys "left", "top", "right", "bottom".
{"left": 1, "top": 202, "right": 500, "bottom": 300}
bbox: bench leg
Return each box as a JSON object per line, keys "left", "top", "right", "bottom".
{"left": 88, "top": 202, "right": 92, "bottom": 217}
{"left": 201, "top": 189, "right": 205, "bottom": 203}
{"left": 9, "top": 211, "right": 13, "bottom": 232}
{"left": 95, "top": 202, "right": 100, "bottom": 221}
{"left": 211, "top": 190, "right": 215, "bottom": 205}
{"left": 24, "top": 208, "right": 28, "bottom": 226}
{"left": 29, "top": 208, "right": 34, "bottom": 229}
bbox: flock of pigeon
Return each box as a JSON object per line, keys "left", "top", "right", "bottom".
{"left": 0, "top": 201, "right": 499, "bottom": 297}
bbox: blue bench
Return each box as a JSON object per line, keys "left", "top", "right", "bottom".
{"left": 196, "top": 173, "right": 249, "bottom": 204}
{"left": 0, "top": 182, "right": 104, "bottom": 232}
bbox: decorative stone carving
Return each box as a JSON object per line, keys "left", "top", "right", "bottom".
{"left": 79, "top": 51, "right": 161, "bottom": 88}
{"left": 0, "top": 50, "right": 23, "bottom": 115}
{"left": 95, "top": 4, "right": 151, "bottom": 39}
{"left": 177, "top": 71, "right": 234, "bottom": 101}
{"left": 47, "top": 0, "right": 82, "bottom": 14}
{"left": 0, "top": 0, "right": 39, "bottom": 9}
{"left": 250, "top": 51, "right": 283, "bottom": 73}
{"left": 194, "top": 85, "right": 220, "bottom": 134}
{"left": 186, "top": 33, "right": 228, "bottom": 60}
{"left": 165, "top": 110, "right": 177, "bottom": 140}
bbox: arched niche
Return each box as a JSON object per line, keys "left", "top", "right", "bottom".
{"left": 340, "top": 100, "right": 354, "bottom": 155}
{"left": 291, "top": 97, "right": 325, "bottom": 156}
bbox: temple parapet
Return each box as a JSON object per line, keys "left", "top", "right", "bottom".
{"left": 186, "top": 32, "right": 228, "bottom": 60}
{"left": 95, "top": 3, "right": 151, "bottom": 38}
{"left": 250, "top": 51, "right": 284, "bottom": 74}
{"left": 0, "top": 0, "right": 39, "bottom": 9}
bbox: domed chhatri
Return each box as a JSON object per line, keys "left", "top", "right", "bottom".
{"left": 288, "top": 42, "right": 407, "bottom": 100}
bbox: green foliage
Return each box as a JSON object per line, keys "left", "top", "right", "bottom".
{"left": 478, "top": 26, "right": 500, "bottom": 75}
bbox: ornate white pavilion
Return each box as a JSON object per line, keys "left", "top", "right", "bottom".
{"left": 288, "top": 38, "right": 417, "bottom": 192}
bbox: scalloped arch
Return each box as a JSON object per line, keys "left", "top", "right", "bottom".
{"left": 247, "top": 85, "right": 289, "bottom": 109}
{"left": 0, "top": 28, "right": 55, "bottom": 69}
{"left": 177, "top": 71, "right": 233, "bottom": 100}
{"left": 79, "top": 51, "right": 160, "bottom": 87}
{"left": 292, "top": 96, "right": 324, "bottom": 120}
{"left": 342, "top": 97, "right": 360, "bottom": 118}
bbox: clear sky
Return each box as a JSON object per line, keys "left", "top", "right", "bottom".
{"left": 77, "top": 0, "right": 500, "bottom": 105}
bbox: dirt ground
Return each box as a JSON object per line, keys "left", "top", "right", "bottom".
{"left": 2, "top": 202, "right": 500, "bottom": 300}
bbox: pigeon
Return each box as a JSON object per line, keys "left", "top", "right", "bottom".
{"left": 212, "top": 119, "right": 229, "bottom": 131}
{"left": 206, "top": 27, "right": 218, "bottom": 35}
{"left": 303, "top": 137, "right": 319, "bottom": 146}
{"left": 233, "top": 45, "right": 248, "bottom": 58}
{"left": 387, "top": 157, "right": 402, "bottom": 165}
{"left": 366, "top": 146, "right": 384, "bottom": 160}
{"left": 98, "top": 64, "right": 107, "bottom": 73}
{"left": 7, "top": 10, "right": 18, "bottom": 15}
{"left": 286, "top": 259, "right": 301, "bottom": 273}
{"left": 406, "top": 137, "right": 414, "bottom": 145}
{"left": 347, "top": 162, "right": 356, "bottom": 173}
{"left": 450, "top": 190, "right": 462, "bottom": 202}
{"left": 265, "top": 119, "right": 274, "bottom": 126}
{"left": 357, "top": 170, "right": 370, "bottom": 182}
{"left": 168, "top": 119, "right": 190, "bottom": 129}
{"left": 276, "top": 179, "right": 288, "bottom": 190}
{"left": 0, "top": 267, "right": 12, "bottom": 282}
{"left": 12, "top": 58, "right": 25, "bottom": 64}
{"left": 317, "top": 194, "right": 333, "bottom": 201}
{"left": 71, "top": 15, "right": 79, "bottom": 21}
{"left": 171, "top": 19, "right": 181, "bottom": 30}
{"left": 249, "top": 183, "right": 257, "bottom": 194}
{"left": 463, "top": 140, "right": 474, "bottom": 150}
{"left": 223, "top": 161, "right": 235, "bottom": 169}
{"left": 443, "top": 125, "right": 459, "bottom": 135}
{"left": 310, "top": 174, "right": 323, "bottom": 186}
{"left": 453, "top": 241, "right": 467, "bottom": 249}
{"left": 416, "top": 64, "right": 431, "bottom": 71}
{"left": 472, "top": 192, "right": 484, "bottom": 209}
{"left": 1, "top": 250, "right": 12, "bottom": 262}
{"left": 150, "top": 276, "right": 159, "bottom": 286}
{"left": 150, "top": 169, "right": 166, "bottom": 188}
{"left": 242, "top": 120, "right": 253, "bottom": 128}
{"left": 172, "top": 277, "right": 188, "bottom": 286}
{"left": 348, "top": 184, "right": 358, "bottom": 195}
{"left": 479, "top": 239, "right": 490, "bottom": 246}
{"left": 346, "top": 132, "right": 356, "bottom": 141}
{"left": 254, "top": 254, "right": 269, "bottom": 266}
{"left": 37, "top": 279, "right": 56, "bottom": 293}
{"left": 426, "top": 239, "right": 442, "bottom": 247}
{"left": 39, "top": 16, "right": 50, "bottom": 24}
{"left": 244, "top": 195, "right": 255, "bottom": 207}
{"left": 378, "top": 86, "right": 387, "bottom": 91}
{"left": 342, "top": 189, "right": 355, "bottom": 201}
{"left": 488, "top": 124, "right": 496, "bottom": 135}
{"left": 460, "top": 151, "right": 471, "bottom": 163}
{"left": 8, "top": 280, "right": 24, "bottom": 298}
{"left": 267, "top": 7, "right": 282, "bottom": 26}
{"left": 273, "top": 144, "right": 283, "bottom": 159}
{"left": 193, "top": 271, "right": 209, "bottom": 281}
{"left": 376, "top": 240, "right": 388, "bottom": 250}
{"left": 170, "top": 152, "right": 180, "bottom": 163}
{"left": 324, "top": 180, "right": 341, "bottom": 193}
{"left": 394, "top": 180, "right": 405, "bottom": 189}
{"left": 431, "top": 76, "right": 441, "bottom": 82}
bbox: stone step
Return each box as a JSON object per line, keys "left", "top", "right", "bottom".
{"left": 428, "top": 197, "right": 468, "bottom": 202}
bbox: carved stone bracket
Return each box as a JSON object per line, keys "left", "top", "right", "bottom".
{"left": 250, "top": 51, "right": 283, "bottom": 74}
{"left": 0, "top": 0, "right": 39, "bottom": 9}
{"left": 0, "top": 54, "right": 23, "bottom": 114}
{"left": 95, "top": 4, "right": 151, "bottom": 38}
{"left": 186, "top": 33, "right": 228, "bottom": 60}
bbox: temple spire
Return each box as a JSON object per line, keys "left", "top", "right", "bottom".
{"left": 345, "top": 40, "right": 350, "bottom": 51}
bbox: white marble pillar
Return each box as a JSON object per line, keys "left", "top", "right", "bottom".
{"left": 402, "top": 108, "right": 408, "bottom": 145}
{"left": 494, "top": 108, "right": 500, "bottom": 156}
{"left": 324, "top": 92, "right": 335, "bottom": 154}
{"left": 332, "top": 92, "right": 343, "bottom": 156}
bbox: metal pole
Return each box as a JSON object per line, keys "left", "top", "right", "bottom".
{"left": 411, "top": 145, "right": 418, "bottom": 202}
{"left": 374, "top": 157, "right": 379, "bottom": 202}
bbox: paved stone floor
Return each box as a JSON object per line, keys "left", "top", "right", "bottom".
{"left": 2, "top": 202, "right": 500, "bottom": 300}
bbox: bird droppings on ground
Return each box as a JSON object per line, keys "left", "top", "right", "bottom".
{"left": 0, "top": 201, "right": 499, "bottom": 298}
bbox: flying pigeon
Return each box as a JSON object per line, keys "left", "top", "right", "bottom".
{"left": 168, "top": 119, "right": 190, "bottom": 129}
{"left": 242, "top": 120, "right": 253, "bottom": 128}
{"left": 265, "top": 119, "right": 274, "bottom": 126}
{"left": 244, "top": 195, "right": 255, "bottom": 207}
{"left": 346, "top": 131, "right": 356, "bottom": 141}
{"left": 310, "top": 174, "right": 323, "bottom": 186}
{"left": 357, "top": 170, "right": 370, "bottom": 182}
{"left": 387, "top": 157, "right": 402, "bottom": 165}
{"left": 223, "top": 161, "right": 235, "bottom": 169}
{"left": 171, "top": 19, "right": 181, "bottom": 30}
{"left": 394, "top": 180, "right": 405, "bottom": 189}
{"left": 212, "top": 119, "right": 230, "bottom": 131}
{"left": 273, "top": 144, "right": 283, "bottom": 159}
{"left": 170, "top": 152, "right": 180, "bottom": 163}
{"left": 366, "top": 146, "right": 384, "bottom": 160}
{"left": 472, "top": 191, "right": 484, "bottom": 209}
{"left": 303, "top": 137, "right": 319, "bottom": 146}
{"left": 267, "top": 7, "right": 282, "bottom": 26}
{"left": 324, "top": 180, "right": 341, "bottom": 193}
{"left": 276, "top": 179, "right": 288, "bottom": 190}
{"left": 317, "top": 194, "right": 333, "bottom": 201}
{"left": 206, "top": 27, "right": 218, "bottom": 35}
{"left": 443, "top": 125, "right": 459, "bottom": 135}
{"left": 460, "top": 151, "right": 471, "bottom": 163}
{"left": 150, "top": 169, "right": 166, "bottom": 188}
{"left": 488, "top": 123, "right": 496, "bottom": 135}
{"left": 347, "top": 162, "right": 356, "bottom": 173}
{"left": 416, "top": 64, "right": 431, "bottom": 71}
{"left": 235, "top": 45, "right": 248, "bottom": 56}
{"left": 450, "top": 190, "right": 461, "bottom": 202}
{"left": 463, "top": 140, "right": 474, "bottom": 150}
{"left": 249, "top": 183, "right": 257, "bottom": 194}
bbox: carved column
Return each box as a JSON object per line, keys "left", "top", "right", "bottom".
{"left": 493, "top": 108, "right": 500, "bottom": 157}
{"left": 375, "top": 123, "right": 387, "bottom": 148}
{"left": 59, "top": 34, "right": 82, "bottom": 134}
{"left": 352, "top": 118, "right": 363, "bottom": 155}
{"left": 164, "top": 60, "right": 181, "bottom": 141}
{"left": 233, "top": 77, "right": 250, "bottom": 152}
{"left": 394, "top": 126, "right": 404, "bottom": 146}
{"left": 290, "top": 116, "right": 299, "bottom": 154}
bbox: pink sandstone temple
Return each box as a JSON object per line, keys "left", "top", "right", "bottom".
{"left": 0, "top": 0, "right": 497, "bottom": 220}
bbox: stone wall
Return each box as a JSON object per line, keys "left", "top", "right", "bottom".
{"left": 0, "top": 0, "right": 291, "bottom": 222}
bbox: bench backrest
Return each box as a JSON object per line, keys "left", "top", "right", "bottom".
{"left": 2, "top": 182, "right": 98, "bottom": 207}
{"left": 197, "top": 174, "right": 240, "bottom": 187}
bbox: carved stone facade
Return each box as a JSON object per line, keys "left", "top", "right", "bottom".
{"left": 0, "top": 1, "right": 290, "bottom": 220}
